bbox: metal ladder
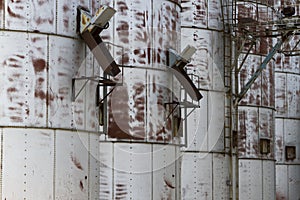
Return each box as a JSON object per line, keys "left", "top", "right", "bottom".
{"left": 221, "top": 0, "right": 235, "bottom": 199}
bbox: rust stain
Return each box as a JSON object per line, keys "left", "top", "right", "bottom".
{"left": 0, "top": 0, "right": 3, "bottom": 12}
{"left": 10, "top": 116, "right": 23, "bottom": 122}
{"left": 32, "top": 58, "right": 46, "bottom": 72}
{"left": 35, "top": 90, "right": 46, "bottom": 100}
{"left": 164, "top": 178, "right": 175, "bottom": 189}
{"left": 63, "top": 4, "right": 70, "bottom": 12}
{"left": 7, "top": 87, "right": 17, "bottom": 93}
{"left": 7, "top": 5, "right": 24, "bottom": 19}
{"left": 79, "top": 180, "right": 84, "bottom": 191}
{"left": 71, "top": 155, "right": 83, "bottom": 170}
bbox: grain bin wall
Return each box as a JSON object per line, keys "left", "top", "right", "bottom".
{"left": 94, "top": 0, "right": 183, "bottom": 199}
{"left": 0, "top": 0, "right": 100, "bottom": 199}
{"left": 235, "top": 1, "right": 277, "bottom": 199}
{"left": 274, "top": 2, "right": 300, "bottom": 199}
{"left": 180, "top": 0, "right": 232, "bottom": 199}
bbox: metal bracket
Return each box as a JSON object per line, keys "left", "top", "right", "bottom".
{"left": 71, "top": 76, "right": 120, "bottom": 102}
{"left": 77, "top": 5, "right": 120, "bottom": 77}
{"left": 167, "top": 46, "right": 203, "bottom": 101}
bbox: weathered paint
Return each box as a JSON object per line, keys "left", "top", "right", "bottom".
{"left": 274, "top": 2, "right": 300, "bottom": 198}
{"left": 0, "top": 0, "right": 101, "bottom": 199}
{"left": 235, "top": 2, "right": 278, "bottom": 199}
{"left": 239, "top": 159, "right": 275, "bottom": 200}
{"left": 2, "top": 129, "right": 54, "bottom": 199}
{"left": 180, "top": 0, "right": 229, "bottom": 199}
{"left": 55, "top": 130, "right": 89, "bottom": 199}
{"left": 98, "top": 143, "right": 180, "bottom": 200}
{"left": 181, "top": 153, "right": 231, "bottom": 200}
{"left": 0, "top": 32, "right": 47, "bottom": 126}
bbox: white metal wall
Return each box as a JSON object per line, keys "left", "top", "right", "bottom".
{"left": 0, "top": 0, "right": 100, "bottom": 199}
{"left": 274, "top": 2, "right": 300, "bottom": 195}
{"left": 274, "top": 1, "right": 300, "bottom": 199}
{"left": 236, "top": 1, "right": 276, "bottom": 199}
{"left": 95, "top": 0, "right": 183, "bottom": 199}
{"left": 180, "top": 0, "right": 232, "bottom": 199}
{"left": 99, "top": 143, "right": 181, "bottom": 200}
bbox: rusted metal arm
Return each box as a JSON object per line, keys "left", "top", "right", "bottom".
{"left": 235, "top": 31, "right": 293, "bottom": 105}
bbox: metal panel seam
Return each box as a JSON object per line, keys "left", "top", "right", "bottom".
{"left": 53, "top": 129, "right": 56, "bottom": 199}
{"left": 0, "top": 128, "right": 2, "bottom": 199}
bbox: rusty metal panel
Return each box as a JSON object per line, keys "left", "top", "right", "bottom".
{"left": 261, "top": 62, "right": 275, "bottom": 107}
{"left": 181, "top": 153, "right": 212, "bottom": 200}
{"left": 0, "top": 32, "right": 48, "bottom": 127}
{"left": 287, "top": 74, "right": 300, "bottom": 118}
{"left": 146, "top": 70, "right": 173, "bottom": 142}
{"left": 262, "top": 160, "right": 275, "bottom": 200}
{"left": 238, "top": 107, "right": 259, "bottom": 158}
{"left": 275, "top": 73, "right": 287, "bottom": 117}
{"left": 28, "top": 0, "right": 56, "bottom": 33}
{"left": 57, "top": 0, "right": 89, "bottom": 37}
{"left": 48, "top": 36, "right": 85, "bottom": 129}
{"left": 259, "top": 108, "right": 274, "bottom": 159}
{"left": 182, "top": 91, "right": 208, "bottom": 151}
{"left": 181, "top": 28, "right": 213, "bottom": 90}
{"left": 239, "top": 54, "right": 262, "bottom": 106}
{"left": 4, "top": 0, "right": 29, "bottom": 30}
{"left": 152, "top": 0, "right": 181, "bottom": 66}
{"left": 55, "top": 130, "right": 89, "bottom": 199}
{"left": 99, "top": 142, "right": 113, "bottom": 200}
{"left": 2, "top": 128, "right": 54, "bottom": 200}
{"left": 288, "top": 165, "right": 300, "bottom": 200}
{"left": 113, "top": 0, "right": 152, "bottom": 67}
{"left": 275, "top": 118, "right": 284, "bottom": 163}
{"left": 284, "top": 119, "right": 300, "bottom": 163}
{"left": 181, "top": 0, "right": 208, "bottom": 28}
{"left": 108, "top": 68, "right": 147, "bottom": 140}
{"left": 114, "top": 143, "right": 152, "bottom": 200}
{"left": 89, "top": 133, "right": 100, "bottom": 200}
{"left": 212, "top": 154, "right": 230, "bottom": 200}
{"left": 153, "top": 145, "right": 179, "bottom": 200}
{"left": 208, "top": 0, "right": 222, "bottom": 30}
{"left": 212, "top": 31, "right": 225, "bottom": 91}
{"left": 282, "top": 48, "right": 300, "bottom": 74}
{"left": 239, "top": 159, "right": 263, "bottom": 200}
{"left": 208, "top": 91, "right": 225, "bottom": 152}
{"left": 276, "top": 165, "right": 288, "bottom": 200}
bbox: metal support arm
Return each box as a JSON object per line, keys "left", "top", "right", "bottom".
{"left": 235, "top": 31, "right": 293, "bottom": 104}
